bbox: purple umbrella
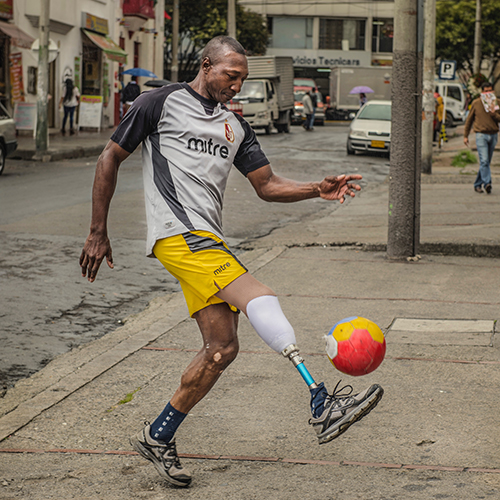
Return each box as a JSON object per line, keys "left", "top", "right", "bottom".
{"left": 349, "top": 86, "right": 375, "bottom": 94}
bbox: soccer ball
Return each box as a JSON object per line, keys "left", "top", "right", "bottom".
{"left": 325, "top": 316, "right": 386, "bottom": 376}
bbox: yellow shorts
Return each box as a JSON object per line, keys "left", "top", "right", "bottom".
{"left": 153, "top": 230, "right": 248, "bottom": 317}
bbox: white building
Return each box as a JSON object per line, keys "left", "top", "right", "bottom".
{"left": 242, "top": 0, "right": 394, "bottom": 92}
{"left": 0, "top": 0, "right": 164, "bottom": 131}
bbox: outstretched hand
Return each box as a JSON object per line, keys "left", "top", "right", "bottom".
{"left": 318, "top": 174, "right": 363, "bottom": 203}
{"left": 79, "top": 232, "right": 114, "bottom": 282}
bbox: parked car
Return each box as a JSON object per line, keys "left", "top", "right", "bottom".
{"left": 0, "top": 102, "right": 17, "bottom": 175}
{"left": 346, "top": 100, "right": 391, "bottom": 156}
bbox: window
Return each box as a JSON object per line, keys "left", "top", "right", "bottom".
{"left": 268, "top": 17, "right": 313, "bottom": 49}
{"left": 372, "top": 19, "right": 393, "bottom": 53}
{"left": 319, "top": 19, "right": 366, "bottom": 51}
{"left": 357, "top": 103, "right": 392, "bottom": 121}
{"left": 446, "top": 85, "right": 462, "bottom": 102}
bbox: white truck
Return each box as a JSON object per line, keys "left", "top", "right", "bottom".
{"left": 329, "top": 67, "right": 393, "bottom": 120}
{"left": 230, "top": 56, "right": 294, "bottom": 134}
{"left": 329, "top": 66, "right": 466, "bottom": 125}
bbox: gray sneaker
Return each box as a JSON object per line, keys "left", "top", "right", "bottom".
{"left": 310, "top": 382, "right": 383, "bottom": 444}
{"left": 130, "top": 424, "right": 192, "bottom": 487}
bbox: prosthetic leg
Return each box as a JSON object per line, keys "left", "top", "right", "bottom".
{"left": 281, "top": 344, "right": 318, "bottom": 389}
{"left": 245, "top": 295, "right": 318, "bottom": 389}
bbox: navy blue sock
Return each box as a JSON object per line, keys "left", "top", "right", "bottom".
{"left": 310, "top": 382, "right": 328, "bottom": 418}
{"left": 149, "top": 402, "right": 187, "bottom": 443}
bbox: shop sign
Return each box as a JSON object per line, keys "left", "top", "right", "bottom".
{"left": 79, "top": 95, "right": 103, "bottom": 130}
{"left": 14, "top": 102, "right": 36, "bottom": 130}
{"left": 0, "top": 0, "right": 13, "bottom": 20}
{"left": 267, "top": 48, "right": 371, "bottom": 68}
{"left": 9, "top": 52, "right": 25, "bottom": 103}
{"left": 82, "top": 12, "right": 109, "bottom": 35}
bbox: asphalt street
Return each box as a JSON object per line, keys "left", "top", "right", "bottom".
{"left": 0, "top": 123, "right": 389, "bottom": 390}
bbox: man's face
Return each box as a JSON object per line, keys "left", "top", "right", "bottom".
{"left": 203, "top": 51, "right": 248, "bottom": 103}
{"left": 482, "top": 86, "right": 493, "bottom": 94}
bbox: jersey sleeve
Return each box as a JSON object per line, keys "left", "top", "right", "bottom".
{"left": 232, "top": 114, "right": 270, "bottom": 176}
{"left": 110, "top": 86, "right": 175, "bottom": 153}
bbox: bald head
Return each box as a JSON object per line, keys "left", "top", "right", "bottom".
{"left": 201, "top": 36, "right": 246, "bottom": 67}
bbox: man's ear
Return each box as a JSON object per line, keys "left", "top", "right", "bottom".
{"left": 201, "top": 57, "right": 212, "bottom": 74}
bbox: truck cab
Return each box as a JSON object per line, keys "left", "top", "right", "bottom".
{"left": 231, "top": 79, "right": 279, "bottom": 134}
{"left": 435, "top": 80, "right": 466, "bottom": 126}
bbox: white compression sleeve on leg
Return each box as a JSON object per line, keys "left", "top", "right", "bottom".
{"left": 245, "top": 295, "right": 297, "bottom": 353}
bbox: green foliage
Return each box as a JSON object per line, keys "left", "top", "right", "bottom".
{"left": 164, "top": 0, "right": 269, "bottom": 81}
{"left": 451, "top": 149, "right": 478, "bottom": 168}
{"left": 436, "top": 0, "right": 500, "bottom": 79}
{"left": 107, "top": 388, "right": 141, "bottom": 412}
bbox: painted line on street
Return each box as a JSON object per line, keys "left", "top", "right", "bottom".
{"left": 141, "top": 346, "right": 500, "bottom": 366}
{"left": 1, "top": 448, "right": 499, "bottom": 474}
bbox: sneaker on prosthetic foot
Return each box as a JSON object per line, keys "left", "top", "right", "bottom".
{"left": 310, "top": 381, "right": 383, "bottom": 444}
{"left": 130, "top": 424, "right": 192, "bottom": 487}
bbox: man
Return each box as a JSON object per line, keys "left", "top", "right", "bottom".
{"left": 121, "top": 78, "right": 141, "bottom": 115}
{"left": 80, "top": 36, "right": 383, "bottom": 488}
{"left": 302, "top": 90, "right": 314, "bottom": 131}
{"left": 464, "top": 82, "right": 500, "bottom": 194}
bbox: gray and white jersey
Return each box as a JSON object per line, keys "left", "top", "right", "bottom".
{"left": 111, "top": 83, "right": 269, "bottom": 256}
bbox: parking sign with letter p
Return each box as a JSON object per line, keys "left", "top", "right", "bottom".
{"left": 439, "top": 60, "right": 457, "bottom": 80}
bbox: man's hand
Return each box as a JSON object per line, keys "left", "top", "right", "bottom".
{"left": 464, "top": 137, "right": 469, "bottom": 147}
{"left": 319, "top": 174, "right": 363, "bottom": 204}
{"left": 79, "top": 232, "right": 114, "bottom": 283}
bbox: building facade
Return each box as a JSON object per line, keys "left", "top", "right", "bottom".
{"left": 243, "top": 0, "right": 394, "bottom": 93}
{"left": 0, "top": 0, "right": 164, "bottom": 132}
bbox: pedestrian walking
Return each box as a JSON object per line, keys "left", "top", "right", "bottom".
{"left": 433, "top": 91, "right": 444, "bottom": 143}
{"left": 464, "top": 82, "right": 500, "bottom": 194}
{"left": 121, "top": 78, "right": 141, "bottom": 115}
{"left": 59, "top": 78, "right": 80, "bottom": 136}
{"left": 359, "top": 92, "right": 367, "bottom": 107}
{"left": 80, "top": 36, "right": 383, "bottom": 487}
{"left": 302, "top": 90, "right": 314, "bottom": 131}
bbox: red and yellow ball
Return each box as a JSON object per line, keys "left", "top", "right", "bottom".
{"left": 325, "top": 316, "right": 386, "bottom": 376}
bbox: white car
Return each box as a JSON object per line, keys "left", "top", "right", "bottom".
{"left": 347, "top": 100, "right": 391, "bottom": 156}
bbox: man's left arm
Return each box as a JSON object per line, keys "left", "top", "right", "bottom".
{"left": 247, "top": 164, "right": 362, "bottom": 204}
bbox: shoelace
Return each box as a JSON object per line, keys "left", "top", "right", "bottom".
{"left": 164, "top": 442, "right": 183, "bottom": 468}
{"left": 324, "top": 380, "right": 355, "bottom": 410}
{"left": 143, "top": 421, "right": 181, "bottom": 467}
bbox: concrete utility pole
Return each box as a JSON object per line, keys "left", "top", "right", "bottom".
{"left": 154, "top": 0, "right": 165, "bottom": 80}
{"left": 421, "top": 0, "right": 436, "bottom": 175}
{"left": 36, "top": 0, "right": 50, "bottom": 154}
{"left": 171, "top": 0, "right": 179, "bottom": 82}
{"left": 387, "top": 0, "right": 423, "bottom": 259}
{"left": 473, "top": 0, "right": 482, "bottom": 74}
{"left": 227, "top": 0, "right": 237, "bottom": 39}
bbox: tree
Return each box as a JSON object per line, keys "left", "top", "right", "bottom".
{"left": 164, "top": 0, "right": 269, "bottom": 81}
{"left": 436, "top": 0, "right": 500, "bottom": 82}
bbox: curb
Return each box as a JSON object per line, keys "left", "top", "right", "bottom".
{"left": 279, "top": 241, "right": 500, "bottom": 259}
{"left": 11, "top": 145, "right": 106, "bottom": 162}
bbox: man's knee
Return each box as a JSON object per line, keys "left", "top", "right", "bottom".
{"left": 204, "top": 337, "right": 239, "bottom": 370}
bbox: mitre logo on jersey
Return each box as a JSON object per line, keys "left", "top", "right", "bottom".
{"left": 224, "top": 120, "right": 235, "bottom": 143}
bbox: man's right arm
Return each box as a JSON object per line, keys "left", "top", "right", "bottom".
{"left": 80, "top": 140, "right": 131, "bottom": 282}
{"left": 464, "top": 102, "right": 475, "bottom": 145}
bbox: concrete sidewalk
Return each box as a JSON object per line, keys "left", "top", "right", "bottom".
{"left": 12, "top": 128, "right": 114, "bottom": 162}
{"left": 1, "top": 125, "right": 499, "bottom": 499}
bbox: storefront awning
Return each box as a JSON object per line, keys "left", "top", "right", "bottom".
{"left": 82, "top": 29, "right": 127, "bottom": 64}
{"left": 0, "top": 21, "right": 35, "bottom": 49}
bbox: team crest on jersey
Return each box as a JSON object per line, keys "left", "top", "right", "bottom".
{"left": 224, "top": 120, "right": 235, "bottom": 143}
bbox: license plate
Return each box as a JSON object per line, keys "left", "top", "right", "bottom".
{"left": 371, "top": 140, "right": 385, "bottom": 148}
